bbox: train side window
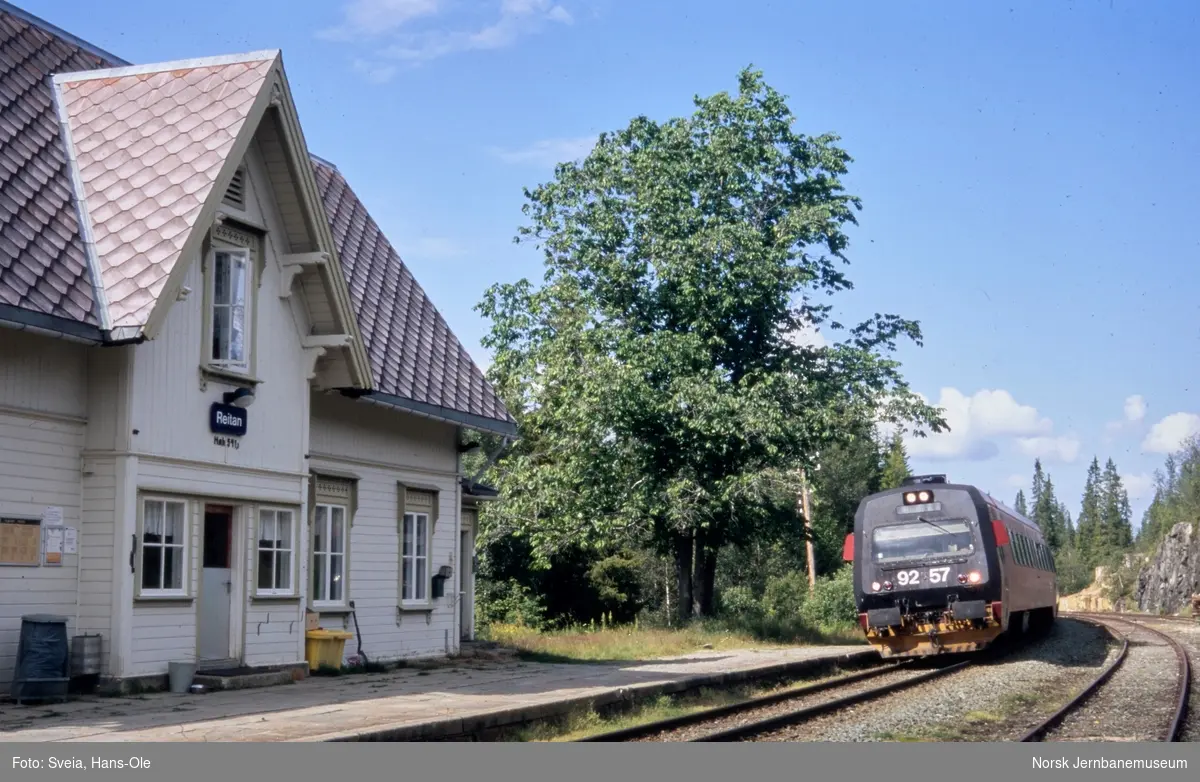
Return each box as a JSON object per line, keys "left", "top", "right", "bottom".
{"left": 1014, "top": 534, "right": 1024, "bottom": 566}
{"left": 1038, "top": 543, "right": 1047, "bottom": 571}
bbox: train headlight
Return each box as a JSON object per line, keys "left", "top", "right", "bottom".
{"left": 957, "top": 573, "right": 968, "bottom": 584}
{"left": 871, "top": 581, "right": 881, "bottom": 592}
{"left": 904, "top": 492, "right": 917, "bottom": 504}
{"left": 883, "top": 580, "right": 893, "bottom": 591}
{"left": 902, "top": 489, "right": 934, "bottom": 506}
{"left": 917, "top": 491, "right": 930, "bottom": 503}
{"left": 967, "top": 571, "right": 982, "bottom": 584}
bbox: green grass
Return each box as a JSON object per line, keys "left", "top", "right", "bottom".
{"left": 482, "top": 621, "right": 862, "bottom": 665}
{"left": 508, "top": 673, "right": 850, "bottom": 742}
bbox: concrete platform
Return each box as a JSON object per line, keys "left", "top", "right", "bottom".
{"left": 0, "top": 644, "right": 872, "bottom": 742}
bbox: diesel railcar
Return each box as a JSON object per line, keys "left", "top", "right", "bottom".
{"left": 843, "top": 474, "right": 1058, "bottom": 658}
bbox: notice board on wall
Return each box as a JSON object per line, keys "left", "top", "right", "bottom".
{"left": 0, "top": 516, "right": 42, "bottom": 566}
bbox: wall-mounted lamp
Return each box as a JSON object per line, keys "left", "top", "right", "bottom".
{"left": 431, "top": 565, "right": 454, "bottom": 599}
{"left": 223, "top": 387, "right": 256, "bottom": 408}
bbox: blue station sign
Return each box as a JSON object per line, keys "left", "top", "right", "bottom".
{"left": 209, "top": 402, "right": 248, "bottom": 437}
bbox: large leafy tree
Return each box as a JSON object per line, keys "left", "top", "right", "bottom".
{"left": 477, "top": 68, "right": 945, "bottom": 621}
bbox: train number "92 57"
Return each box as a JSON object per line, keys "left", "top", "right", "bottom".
{"left": 896, "top": 567, "right": 950, "bottom": 586}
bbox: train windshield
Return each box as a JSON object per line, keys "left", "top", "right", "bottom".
{"left": 871, "top": 519, "right": 975, "bottom": 564}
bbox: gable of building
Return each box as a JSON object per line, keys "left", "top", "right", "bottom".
{"left": 0, "top": 2, "right": 514, "bottom": 435}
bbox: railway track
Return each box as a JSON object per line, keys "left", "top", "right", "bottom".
{"left": 581, "top": 655, "right": 980, "bottom": 742}
{"left": 1020, "top": 613, "right": 1190, "bottom": 743}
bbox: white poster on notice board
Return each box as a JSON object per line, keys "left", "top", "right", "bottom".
{"left": 42, "top": 506, "right": 63, "bottom": 527}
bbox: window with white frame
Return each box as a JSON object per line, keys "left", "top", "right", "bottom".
{"left": 257, "top": 508, "right": 295, "bottom": 596}
{"left": 312, "top": 503, "right": 346, "bottom": 606}
{"left": 401, "top": 511, "right": 429, "bottom": 603}
{"left": 208, "top": 246, "right": 252, "bottom": 372}
{"left": 141, "top": 498, "right": 188, "bottom": 596}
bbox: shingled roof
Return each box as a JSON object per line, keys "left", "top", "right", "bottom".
{"left": 0, "top": 5, "right": 119, "bottom": 332}
{"left": 0, "top": 2, "right": 515, "bottom": 435}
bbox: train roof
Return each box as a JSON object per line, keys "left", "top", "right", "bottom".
{"left": 869, "top": 476, "right": 1045, "bottom": 536}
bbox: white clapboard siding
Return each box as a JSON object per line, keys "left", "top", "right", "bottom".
{"left": 78, "top": 457, "right": 117, "bottom": 672}
{"left": 0, "top": 410, "right": 85, "bottom": 685}
{"left": 0, "top": 330, "right": 87, "bottom": 419}
{"left": 127, "top": 145, "right": 310, "bottom": 477}
{"left": 310, "top": 391, "right": 462, "bottom": 661}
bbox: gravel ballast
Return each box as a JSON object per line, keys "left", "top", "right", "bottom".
{"left": 1089, "top": 616, "right": 1197, "bottom": 742}
{"left": 741, "top": 618, "right": 1116, "bottom": 742}
{"left": 1043, "top": 616, "right": 1183, "bottom": 742}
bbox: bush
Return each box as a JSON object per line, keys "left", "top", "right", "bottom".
{"left": 587, "top": 550, "right": 647, "bottom": 624}
{"left": 717, "top": 584, "right": 760, "bottom": 618}
{"left": 762, "top": 571, "right": 808, "bottom": 619}
{"left": 800, "top": 565, "right": 856, "bottom": 627}
{"left": 476, "top": 578, "right": 546, "bottom": 630}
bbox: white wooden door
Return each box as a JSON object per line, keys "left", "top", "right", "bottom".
{"left": 199, "top": 507, "right": 233, "bottom": 662}
{"left": 459, "top": 512, "right": 475, "bottom": 641}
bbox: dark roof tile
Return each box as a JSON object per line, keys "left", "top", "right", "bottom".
{"left": 0, "top": 9, "right": 114, "bottom": 327}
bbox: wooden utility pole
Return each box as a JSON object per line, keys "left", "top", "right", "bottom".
{"left": 799, "top": 468, "right": 816, "bottom": 591}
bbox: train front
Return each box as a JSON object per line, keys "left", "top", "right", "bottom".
{"left": 844, "top": 477, "right": 1003, "bottom": 658}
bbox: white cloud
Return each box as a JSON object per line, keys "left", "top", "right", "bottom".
{"left": 319, "top": 0, "right": 442, "bottom": 42}
{"left": 1122, "top": 472, "right": 1155, "bottom": 500}
{"left": 1124, "top": 394, "right": 1146, "bottom": 422}
{"left": 905, "top": 388, "right": 1054, "bottom": 462}
{"left": 407, "top": 236, "right": 473, "bottom": 260}
{"left": 1106, "top": 394, "right": 1148, "bottom": 436}
{"left": 1142, "top": 412, "right": 1200, "bottom": 454}
{"left": 380, "top": 0, "right": 572, "bottom": 63}
{"left": 490, "top": 135, "right": 597, "bottom": 167}
{"left": 1015, "top": 435, "right": 1081, "bottom": 463}
{"left": 352, "top": 58, "right": 399, "bottom": 84}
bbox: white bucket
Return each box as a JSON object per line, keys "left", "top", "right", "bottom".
{"left": 168, "top": 661, "right": 197, "bottom": 694}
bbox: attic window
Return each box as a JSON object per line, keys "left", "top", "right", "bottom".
{"left": 223, "top": 167, "right": 246, "bottom": 210}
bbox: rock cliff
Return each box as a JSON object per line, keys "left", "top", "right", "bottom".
{"left": 1135, "top": 522, "right": 1199, "bottom": 614}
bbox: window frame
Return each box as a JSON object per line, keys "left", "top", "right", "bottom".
{"left": 310, "top": 501, "right": 349, "bottom": 609}
{"left": 136, "top": 496, "right": 190, "bottom": 599}
{"left": 201, "top": 225, "right": 262, "bottom": 382}
{"left": 400, "top": 510, "right": 431, "bottom": 605}
{"left": 255, "top": 506, "right": 297, "bottom": 598}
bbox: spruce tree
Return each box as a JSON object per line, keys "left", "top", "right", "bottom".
{"left": 1099, "top": 459, "right": 1133, "bottom": 553}
{"left": 1061, "top": 504, "right": 1074, "bottom": 548}
{"left": 1014, "top": 490, "right": 1028, "bottom": 516}
{"left": 1076, "top": 457, "right": 1103, "bottom": 566}
{"left": 1034, "top": 475, "right": 1066, "bottom": 554}
{"left": 880, "top": 432, "right": 912, "bottom": 489}
{"left": 1031, "top": 459, "right": 1046, "bottom": 514}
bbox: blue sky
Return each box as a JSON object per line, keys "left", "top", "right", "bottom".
{"left": 27, "top": 0, "right": 1198, "bottom": 526}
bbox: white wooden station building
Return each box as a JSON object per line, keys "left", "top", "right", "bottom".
{"left": 0, "top": 2, "right": 515, "bottom": 691}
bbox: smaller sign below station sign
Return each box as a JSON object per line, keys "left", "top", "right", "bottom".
{"left": 210, "top": 402, "right": 248, "bottom": 437}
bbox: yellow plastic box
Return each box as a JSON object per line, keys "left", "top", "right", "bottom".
{"left": 305, "top": 629, "right": 354, "bottom": 670}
